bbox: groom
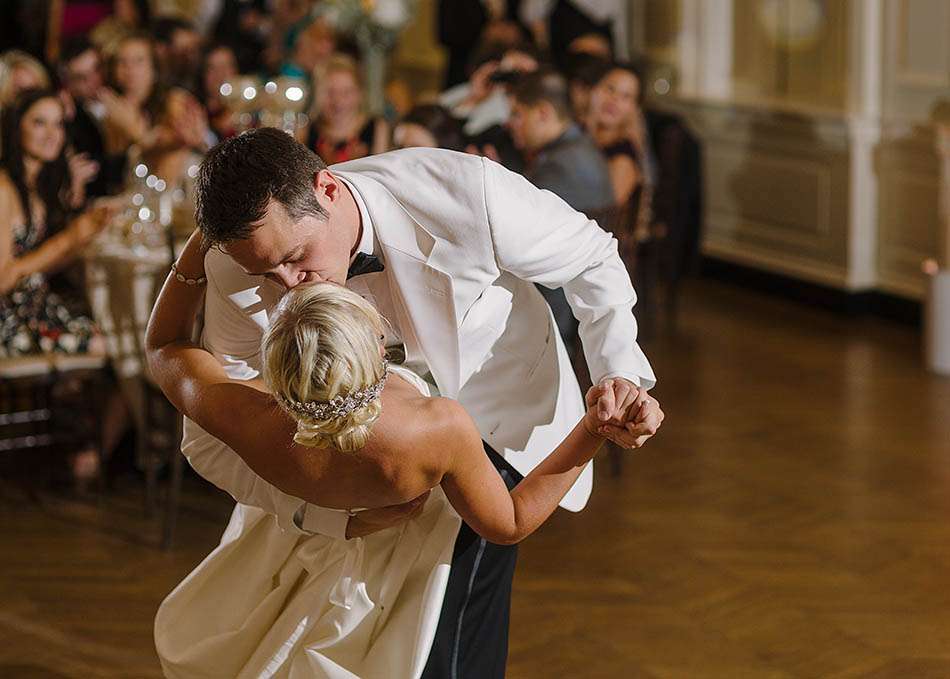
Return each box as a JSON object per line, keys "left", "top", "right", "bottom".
{"left": 178, "top": 128, "right": 662, "bottom": 677}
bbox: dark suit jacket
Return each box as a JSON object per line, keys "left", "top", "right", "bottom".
{"left": 526, "top": 123, "right": 614, "bottom": 344}
{"left": 528, "top": 123, "right": 614, "bottom": 216}
{"left": 437, "top": 0, "right": 527, "bottom": 89}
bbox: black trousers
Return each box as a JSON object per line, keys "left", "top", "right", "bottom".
{"left": 420, "top": 443, "right": 522, "bottom": 679}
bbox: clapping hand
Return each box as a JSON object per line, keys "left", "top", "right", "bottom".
{"left": 67, "top": 151, "right": 100, "bottom": 201}
{"left": 585, "top": 378, "right": 664, "bottom": 449}
{"left": 69, "top": 198, "right": 121, "bottom": 246}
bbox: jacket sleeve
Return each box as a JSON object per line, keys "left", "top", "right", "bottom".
{"left": 177, "top": 250, "right": 350, "bottom": 539}
{"left": 481, "top": 156, "right": 656, "bottom": 388}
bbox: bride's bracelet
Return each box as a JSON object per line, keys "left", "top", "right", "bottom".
{"left": 171, "top": 262, "right": 207, "bottom": 286}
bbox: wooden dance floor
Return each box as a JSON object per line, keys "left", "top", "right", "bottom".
{"left": 1, "top": 279, "right": 949, "bottom": 678}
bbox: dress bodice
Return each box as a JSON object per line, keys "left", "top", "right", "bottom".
{"left": 387, "top": 363, "right": 431, "bottom": 398}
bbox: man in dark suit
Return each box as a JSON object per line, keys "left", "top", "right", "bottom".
{"left": 437, "top": 0, "right": 529, "bottom": 89}
{"left": 57, "top": 38, "right": 107, "bottom": 198}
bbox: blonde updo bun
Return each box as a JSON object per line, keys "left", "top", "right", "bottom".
{"left": 262, "top": 283, "right": 387, "bottom": 453}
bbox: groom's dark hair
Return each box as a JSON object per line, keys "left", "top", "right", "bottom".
{"left": 196, "top": 127, "right": 329, "bottom": 246}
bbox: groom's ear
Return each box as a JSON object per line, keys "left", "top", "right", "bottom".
{"left": 314, "top": 169, "right": 341, "bottom": 203}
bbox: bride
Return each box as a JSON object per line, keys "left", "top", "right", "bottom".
{"left": 146, "top": 231, "right": 644, "bottom": 678}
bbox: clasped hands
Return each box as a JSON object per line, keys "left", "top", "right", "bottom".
{"left": 586, "top": 377, "right": 664, "bottom": 449}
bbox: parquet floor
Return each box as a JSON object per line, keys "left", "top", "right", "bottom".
{"left": 2, "top": 279, "right": 949, "bottom": 678}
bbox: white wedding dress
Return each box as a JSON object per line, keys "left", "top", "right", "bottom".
{"left": 154, "top": 365, "right": 462, "bottom": 678}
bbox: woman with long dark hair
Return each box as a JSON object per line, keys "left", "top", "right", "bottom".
{"left": 0, "top": 88, "right": 124, "bottom": 484}
{"left": 0, "top": 89, "right": 110, "bottom": 321}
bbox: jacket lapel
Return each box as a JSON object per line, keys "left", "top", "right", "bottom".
{"left": 337, "top": 171, "right": 462, "bottom": 398}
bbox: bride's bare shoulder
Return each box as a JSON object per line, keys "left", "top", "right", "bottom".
{"left": 374, "top": 394, "right": 481, "bottom": 486}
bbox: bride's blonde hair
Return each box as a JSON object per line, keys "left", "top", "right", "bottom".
{"left": 262, "top": 283, "right": 387, "bottom": 452}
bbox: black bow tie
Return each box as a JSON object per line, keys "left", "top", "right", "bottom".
{"left": 347, "top": 252, "right": 385, "bottom": 280}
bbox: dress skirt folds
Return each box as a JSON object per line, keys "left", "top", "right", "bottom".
{"left": 155, "top": 492, "right": 461, "bottom": 678}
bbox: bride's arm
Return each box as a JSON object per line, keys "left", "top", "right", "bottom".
{"left": 145, "top": 231, "right": 267, "bottom": 411}
{"left": 433, "top": 381, "right": 630, "bottom": 544}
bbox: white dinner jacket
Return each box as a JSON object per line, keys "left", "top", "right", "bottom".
{"left": 181, "top": 148, "right": 656, "bottom": 539}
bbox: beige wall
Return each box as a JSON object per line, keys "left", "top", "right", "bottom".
{"left": 731, "top": 0, "right": 848, "bottom": 110}
{"left": 640, "top": 0, "right": 950, "bottom": 300}
{"left": 876, "top": 0, "right": 950, "bottom": 297}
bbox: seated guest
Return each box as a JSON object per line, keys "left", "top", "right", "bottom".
{"left": 136, "top": 88, "right": 208, "bottom": 232}
{"left": 393, "top": 104, "right": 465, "bottom": 151}
{"left": 99, "top": 32, "right": 163, "bottom": 191}
{"left": 303, "top": 53, "right": 389, "bottom": 164}
{"left": 0, "top": 89, "right": 125, "bottom": 483}
{"left": 57, "top": 38, "right": 108, "bottom": 199}
{"left": 507, "top": 68, "right": 614, "bottom": 351}
{"left": 585, "top": 62, "right": 658, "bottom": 295}
{"left": 564, "top": 51, "right": 611, "bottom": 121}
{"left": 0, "top": 90, "right": 112, "bottom": 347}
{"left": 437, "top": 0, "right": 529, "bottom": 89}
{"left": 585, "top": 62, "right": 646, "bottom": 207}
{"left": 198, "top": 43, "right": 240, "bottom": 142}
{"left": 280, "top": 15, "right": 337, "bottom": 81}
{"left": 211, "top": 0, "right": 269, "bottom": 73}
{"left": 0, "top": 51, "right": 50, "bottom": 110}
{"left": 152, "top": 16, "right": 204, "bottom": 91}
{"left": 89, "top": 0, "right": 151, "bottom": 56}
{"left": 533, "top": 0, "right": 626, "bottom": 68}
{"left": 442, "top": 42, "right": 542, "bottom": 171}
{"left": 440, "top": 42, "right": 540, "bottom": 138}
{"left": 508, "top": 69, "right": 613, "bottom": 214}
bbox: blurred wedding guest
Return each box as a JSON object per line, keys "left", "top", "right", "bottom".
{"left": 198, "top": 43, "right": 239, "bottom": 141}
{"left": 134, "top": 88, "right": 208, "bottom": 234}
{"left": 509, "top": 70, "right": 613, "bottom": 213}
{"left": 507, "top": 68, "right": 613, "bottom": 349}
{"left": 142, "top": 88, "right": 209, "bottom": 188}
{"left": 585, "top": 62, "right": 646, "bottom": 207}
{"left": 0, "top": 90, "right": 109, "bottom": 349}
{"left": 89, "top": 0, "right": 152, "bottom": 56}
{"left": 584, "top": 61, "right": 658, "bottom": 293}
{"left": 564, "top": 51, "right": 610, "bottom": 121}
{"left": 0, "top": 51, "right": 51, "bottom": 110}
{"left": 437, "top": 0, "right": 529, "bottom": 89}
{"left": 521, "top": 0, "right": 627, "bottom": 66}
{"left": 393, "top": 104, "right": 465, "bottom": 151}
{"left": 57, "top": 38, "right": 108, "bottom": 198}
{"left": 268, "top": 0, "right": 323, "bottom": 75}
{"left": 212, "top": 0, "right": 269, "bottom": 73}
{"left": 153, "top": 16, "right": 203, "bottom": 91}
{"left": 304, "top": 54, "right": 389, "bottom": 164}
{"left": 442, "top": 42, "right": 540, "bottom": 170}
{"left": 99, "top": 33, "right": 163, "bottom": 190}
{"left": 0, "top": 90, "right": 130, "bottom": 484}
{"left": 280, "top": 15, "right": 337, "bottom": 81}
{"left": 441, "top": 42, "right": 539, "bottom": 137}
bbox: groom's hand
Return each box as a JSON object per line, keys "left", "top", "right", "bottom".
{"left": 589, "top": 378, "right": 664, "bottom": 449}
{"left": 345, "top": 490, "right": 431, "bottom": 539}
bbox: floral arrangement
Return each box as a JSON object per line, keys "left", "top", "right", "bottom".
{"left": 319, "top": 0, "right": 413, "bottom": 50}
